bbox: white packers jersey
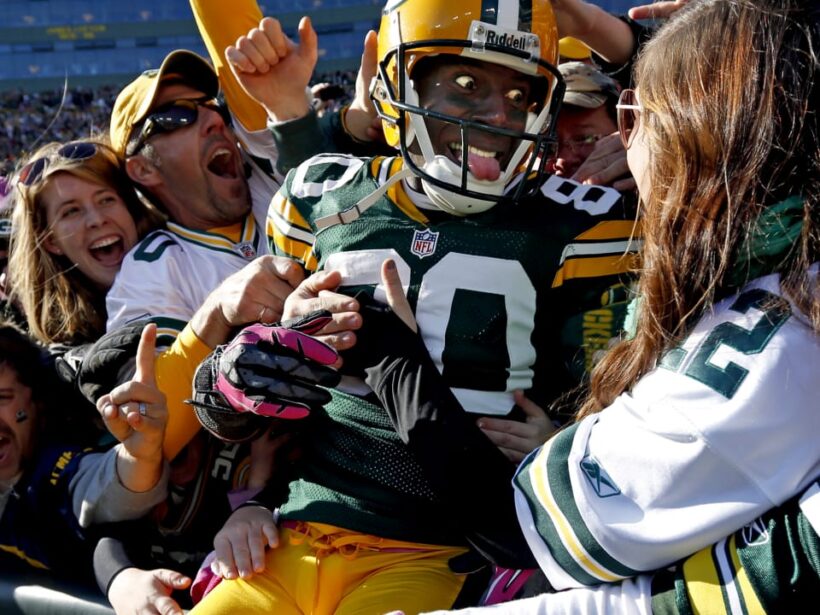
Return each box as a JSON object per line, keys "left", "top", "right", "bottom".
{"left": 104, "top": 77, "right": 283, "bottom": 343}
{"left": 106, "top": 198, "right": 270, "bottom": 346}
{"left": 514, "top": 266, "right": 820, "bottom": 589}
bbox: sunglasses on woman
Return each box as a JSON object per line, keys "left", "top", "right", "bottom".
{"left": 17, "top": 141, "right": 103, "bottom": 188}
{"left": 127, "top": 97, "right": 223, "bottom": 156}
{"left": 616, "top": 88, "right": 643, "bottom": 150}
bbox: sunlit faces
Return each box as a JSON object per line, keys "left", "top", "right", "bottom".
{"left": 412, "top": 57, "right": 542, "bottom": 182}
{"left": 137, "top": 83, "right": 250, "bottom": 229}
{"left": 0, "top": 366, "right": 38, "bottom": 483}
{"left": 551, "top": 105, "right": 617, "bottom": 178}
{"left": 41, "top": 173, "right": 138, "bottom": 289}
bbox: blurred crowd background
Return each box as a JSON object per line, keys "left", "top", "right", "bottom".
{"left": 0, "top": 0, "right": 634, "bottom": 176}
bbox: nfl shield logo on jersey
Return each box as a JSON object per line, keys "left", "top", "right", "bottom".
{"left": 411, "top": 229, "right": 439, "bottom": 259}
{"left": 235, "top": 241, "right": 257, "bottom": 260}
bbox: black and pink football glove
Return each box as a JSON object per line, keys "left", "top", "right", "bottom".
{"left": 188, "top": 310, "right": 341, "bottom": 442}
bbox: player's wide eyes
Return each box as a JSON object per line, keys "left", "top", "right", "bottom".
{"left": 506, "top": 88, "right": 526, "bottom": 104}
{"left": 454, "top": 75, "right": 477, "bottom": 90}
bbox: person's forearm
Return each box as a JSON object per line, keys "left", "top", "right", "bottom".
{"left": 115, "top": 447, "right": 164, "bottom": 493}
{"left": 269, "top": 108, "right": 333, "bottom": 175}
{"left": 73, "top": 450, "right": 169, "bottom": 526}
{"left": 156, "top": 323, "right": 214, "bottom": 460}
{"left": 94, "top": 537, "right": 136, "bottom": 598}
{"left": 189, "top": 0, "right": 268, "bottom": 132}
{"left": 561, "top": 1, "right": 637, "bottom": 65}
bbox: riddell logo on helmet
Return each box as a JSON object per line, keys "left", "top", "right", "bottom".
{"left": 485, "top": 31, "right": 529, "bottom": 50}
{"left": 469, "top": 21, "right": 539, "bottom": 55}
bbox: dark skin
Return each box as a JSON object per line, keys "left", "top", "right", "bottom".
{"left": 411, "top": 56, "right": 544, "bottom": 174}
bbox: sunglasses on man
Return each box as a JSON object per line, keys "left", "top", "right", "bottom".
{"left": 127, "top": 97, "right": 224, "bottom": 156}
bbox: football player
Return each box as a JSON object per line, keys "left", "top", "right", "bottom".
{"left": 191, "top": 0, "right": 640, "bottom": 612}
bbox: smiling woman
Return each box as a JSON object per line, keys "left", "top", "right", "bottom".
{"left": 8, "top": 139, "right": 164, "bottom": 345}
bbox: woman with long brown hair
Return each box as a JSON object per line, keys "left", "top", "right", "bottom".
{"left": 8, "top": 139, "right": 163, "bottom": 345}
{"left": 509, "top": 0, "right": 819, "bottom": 594}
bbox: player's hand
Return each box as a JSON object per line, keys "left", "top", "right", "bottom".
{"left": 212, "top": 505, "right": 279, "bottom": 580}
{"left": 628, "top": 0, "right": 690, "bottom": 20}
{"left": 97, "top": 324, "right": 166, "bottom": 463}
{"left": 282, "top": 270, "right": 363, "bottom": 359}
{"left": 107, "top": 566, "right": 191, "bottom": 615}
{"left": 380, "top": 258, "right": 416, "bottom": 332}
{"left": 572, "top": 132, "right": 636, "bottom": 192}
{"left": 196, "top": 255, "right": 304, "bottom": 348}
{"left": 343, "top": 29, "right": 385, "bottom": 143}
{"left": 477, "top": 391, "right": 556, "bottom": 463}
{"left": 191, "top": 311, "right": 339, "bottom": 431}
{"left": 226, "top": 16, "right": 318, "bottom": 122}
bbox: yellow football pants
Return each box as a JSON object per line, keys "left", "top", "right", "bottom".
{"left": 190, "top": 522, "right": 469, "bottom": 615}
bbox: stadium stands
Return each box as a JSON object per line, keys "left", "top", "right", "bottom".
{"left": 0, "top": 0, "right": 382, "bottom": 91}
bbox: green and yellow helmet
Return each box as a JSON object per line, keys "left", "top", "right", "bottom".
{"left": 372, "top": 0, "right": 564, "bottom": 214}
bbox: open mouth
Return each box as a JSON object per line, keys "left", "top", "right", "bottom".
{"left": 449, "top": 142, "right": 504, "bottom": 182}
{"left": 89, "top": 235, "right": 126, "bottom": 266}
{"left": 207, "top": 147, "right": 239, "bottom": 179}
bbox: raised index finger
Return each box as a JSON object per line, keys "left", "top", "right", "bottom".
{"left": 381, "top": 259, "right": 416, "bottom": 332}
{"left": 133, "top": 323, "right": 157, "bottom": 385}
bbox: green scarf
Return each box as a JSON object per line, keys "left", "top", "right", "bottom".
{"left": 730, "top": 195, "right": 804, "bottom": 287}
{"left": 625, "top": 196, "right": 804, "bottom": 339}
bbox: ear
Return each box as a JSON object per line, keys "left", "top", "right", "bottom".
{"left": 125, "top": 156, "right": 162, "bottom": 189}
{"left": 42, "top": 233, "right": 63, "bottom": 255}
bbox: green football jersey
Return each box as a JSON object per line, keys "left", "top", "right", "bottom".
{"left": 652, "top": 482, "right": 820, "bottom": 614}
{"left": 267, "top": 154, "right": 639, "bottom": 543}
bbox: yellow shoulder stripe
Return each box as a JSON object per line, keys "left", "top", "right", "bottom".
{"left": 386, "top": 158, "right": 429, "bottom": 225}
{"left": 529, "top": 444, "right": 623, "bottom": 583}
{"left": 576, "top": 220, "right": 641, "bottom": 241}
{"left": 267, "top": 218, "right": 318, "bottom": 271}
{"left": 552, "top": 253, "right": 639, "bottom": 288}
{"left": 270, "top": 193, "right": 312, "bottom": 231}
{"left": 682, "top": 534, "right": 766, "bottom": 615}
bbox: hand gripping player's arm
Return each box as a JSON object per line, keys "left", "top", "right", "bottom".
{"left": 187, "top": 309, "right": 341, "bottom": 442}
{"left": 185, "top": 310, "right": 339, "bottom": 580}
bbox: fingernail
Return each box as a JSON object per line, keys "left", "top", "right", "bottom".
{"left": 385, "top": 259, "right": 396, "bottom": 270}
{"left": 477, "top": 420, "right": 485, "bottom": 429}
{"left": 345, "top": 301, "right": 358, "bottom": 310}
